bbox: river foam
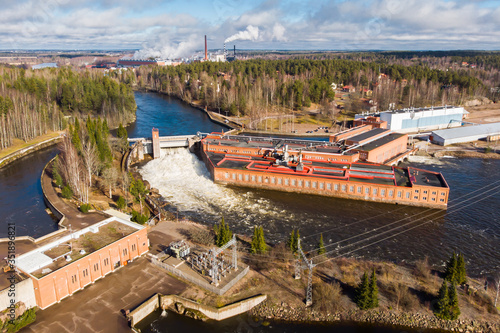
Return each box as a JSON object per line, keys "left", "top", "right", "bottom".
{"left": 139, "top": 148, "right": 296, "bottom": 229}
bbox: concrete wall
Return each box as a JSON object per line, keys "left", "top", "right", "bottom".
{"left": 0, "top": 134, "right": 62, "bottom": 169}
{"left": 128, "top": 294, "right": 160, "bottom": 327}
{"left": 0, "top": 278, "right": 36, "bottom": 312}
{"left": 161, "top": 294, "right": 267, "bottom": 321}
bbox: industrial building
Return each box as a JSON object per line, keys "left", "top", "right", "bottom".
{"left": 329, "top": 125, "right": 411, "bottom": 165}
{"left": 430, "top": 122, "right": 500, "bottom": 146}
{"left": 117, "top": 58, "right": 170, "bottom": 67}
{"left": 200, "top": 133, "right": 449, "bottom": 209}
{"left": 355, "top": 106, "right": 469, "bottom": 133}
{"left": 15, "top": 217, "right": 149, "bottom": 309}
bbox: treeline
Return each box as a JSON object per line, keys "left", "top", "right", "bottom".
{"left": 129, "top": 57, "right": 488, "bottom": 122}
{"left": 0, "top": 66, "right": 136, "bottom": 150}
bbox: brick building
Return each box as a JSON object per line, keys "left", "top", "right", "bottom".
{"left": 15, "top": 217, "right": 149, "bottom": 309}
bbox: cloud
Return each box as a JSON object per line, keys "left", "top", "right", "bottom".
{"left": 0, "top": 0, "right": 499, "bottom": 50}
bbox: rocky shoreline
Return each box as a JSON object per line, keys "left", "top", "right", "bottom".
{"left": 251, "top": 300, "right": 499, "bottom": 333}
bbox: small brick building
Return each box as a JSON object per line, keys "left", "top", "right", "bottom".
{"left": 16, "top": 217, "right": 149, "bottom": 309}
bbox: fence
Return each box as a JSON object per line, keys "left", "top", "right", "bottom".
{"left": 151, "top": 257, "right": 249, "bottom": 295}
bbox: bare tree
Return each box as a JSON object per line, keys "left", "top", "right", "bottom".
{"left": 58, "top": 135, "right": 83, "bottom": 202}
{"left": 121, "top": 171, "right": 131, "bottom": 206}
{"left": 81, "top": 139, "right": 98, "bottom": 203}
{"left": 101, "top": 167, "right": 118, "bottom": 199}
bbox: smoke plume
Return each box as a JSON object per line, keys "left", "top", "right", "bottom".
{"left": 133, "top": 34, "right": 199, "bottom": 60}
{"left": 224, "top": 25, "right": 259, "bottom": 43}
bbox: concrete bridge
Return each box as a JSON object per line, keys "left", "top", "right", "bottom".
{"left": 128, "top": 129, "right": 207, "bottom": 159}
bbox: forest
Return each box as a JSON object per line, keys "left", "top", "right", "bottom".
{"left": 126, "top": 55, "right": 497, "bottom": 125}
{"left": 0, "top": 66, "right": 136, "bottom": 150}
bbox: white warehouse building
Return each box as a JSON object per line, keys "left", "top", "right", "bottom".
{"left": 355, "top": 106, "right": 468, "bottom": 133}
{"left": 430, "top": 122, "right": 500, "bottom": 146}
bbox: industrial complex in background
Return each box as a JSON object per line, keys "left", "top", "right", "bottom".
{"left": 117, "top": 35, "right": 236, "bottom": 68}
{"left": 354, "top": 106, "right": 500, "bottom": 147}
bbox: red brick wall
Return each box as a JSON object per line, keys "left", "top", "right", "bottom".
{"left": 32, "top": 228, "right": 148, "bottom": 309}
{"left": 213, "top": 168, "right": 447, "bottom": 209}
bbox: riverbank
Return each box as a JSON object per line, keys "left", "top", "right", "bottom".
{"left": 251, "top": 300, "right": 499, "bottom": 333}
{"left": 0, "top": 131, "right": 63, "bottom": 169}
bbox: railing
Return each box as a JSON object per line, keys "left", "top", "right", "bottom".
{"left": 151, "top": 257, "right": 248, "bottom": 295}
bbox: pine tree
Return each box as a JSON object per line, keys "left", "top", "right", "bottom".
{"left": 214, "top": 217, "right": 232, "bottom": 247}
{"left": 317, "top": 233, "right": 326, "bottom": 255}
{"left": 444, "top": 252, "right": 457, "bottom": 284}
{"left": 435, "top": 280, "right": 450, "bottom": 320}
{"left": 71, "top": 119, "right": 82, "bottom": 152}
{"left": 448, "top": 283, "right": 461, "bottom": 320}
{"left": 251, "top": 226, "right": 267, "bottom": 254}
{"left": 456, "top": 253, "right": 467, "bottom": 285}
{"left": 369, "top": 269, "right": 379, "bottom": 308}
{"left": 356, "top": 272, "right": 371, "bottom": 310}
{"left": 287, "top": 229, "right": 297, "bottom": 254}
{"left": 117, "top": 123, "right": 128, "bottom": 140}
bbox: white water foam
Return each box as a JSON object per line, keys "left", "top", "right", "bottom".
{"left": 139, "top": 148, "right": 295, "bottom": 227}
{"left": 407, "top": 155, "right": 446, "bottom": 165}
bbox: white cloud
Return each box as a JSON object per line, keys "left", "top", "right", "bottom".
{"left": 0, "top": 0, "right": 499, "bottom": 50}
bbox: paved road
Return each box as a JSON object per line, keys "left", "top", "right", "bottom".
{"left": 21, "top": 257, "right": 187, "bottom": 333}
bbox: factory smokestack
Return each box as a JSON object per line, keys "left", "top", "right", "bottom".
{"left": 204, "top": 35, "right": 208, "bottom": 60}
{"left": 234, "top": 45, "right": 236, "bottom": 57}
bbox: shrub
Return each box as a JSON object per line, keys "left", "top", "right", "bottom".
{"left": 188, "top": 228, "right": 214, "bottom": 246}
{"left": 131, "top": 210, "right": 149, "bottom": 224}
{"left": 313, "top": 281, "right": 343, "bottom": 312}
{"left": 79, "top": 203, "right": 92, "bottom": 213}
{"left": 61, "top": 185, "right": 73, "bottom": 199}
{"left": 414, "top": 256, "right": 431, "bottom": 279}
{"left": 1, "top": 307, "right": 36, "bottom": 332}
{"left": 116, "top": 196, "right": 126, "bottom": 210}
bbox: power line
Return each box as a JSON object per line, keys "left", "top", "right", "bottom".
{"left": 233, "top": 181, "right": 500, "bottom": 264}
{"left": 310, "top": 183, "right": 500, "bottom": 260}
{"left": 302, "top": 179, "right": 500, "bottom": 241}
{"left": 302, "top": 181, "right": 500, "bottom": 254}
{"left": 313, "top": 187, "right": 500, "bottom": 266}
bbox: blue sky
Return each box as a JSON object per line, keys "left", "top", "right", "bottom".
{"left": 1, "top": 0, "right": 499, "bottom": 55}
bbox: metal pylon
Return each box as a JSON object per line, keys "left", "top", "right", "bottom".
{"left": 306, "top": 259, "right": 314, "bottom": 307}
{"left": 232, "top": 236, "right": 238, "bottom": 271}
{"left": 297, "top": 238, "right": 315, "bottom": 307}
{"left": 295, "top": 258, "right": 301, "bottom": 279}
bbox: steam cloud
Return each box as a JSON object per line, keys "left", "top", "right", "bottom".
{"left": 224, "top": 25, "right": 259, "bottom": 43}
{"left": 133, "top": 34, "right": 199, "bottom": 60}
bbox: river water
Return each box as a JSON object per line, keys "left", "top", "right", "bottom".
{"left": 136, "top": 309, "right": 446, "bottom": 333}
{"left": 0, "top": 146, "right": 59, "bottom": 238}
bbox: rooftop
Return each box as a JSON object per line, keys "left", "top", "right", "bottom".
{"left": 432, "top": 122, "right": 500, "bottom": 140}
{"left": 346, "top": 128, "right": 389, "bottom": 143}
{"left": 16, "top": 217, "right": 143, "bottom": 279}
{"left": 357, "top": 133, "right": 405, "bottom": 151}
{"left": 357, "top": 105, "right": 468, "bottom": 117}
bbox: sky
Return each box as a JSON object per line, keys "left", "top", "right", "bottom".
{"left": 1, "top": 0, "right": 499, "bottom": 56}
